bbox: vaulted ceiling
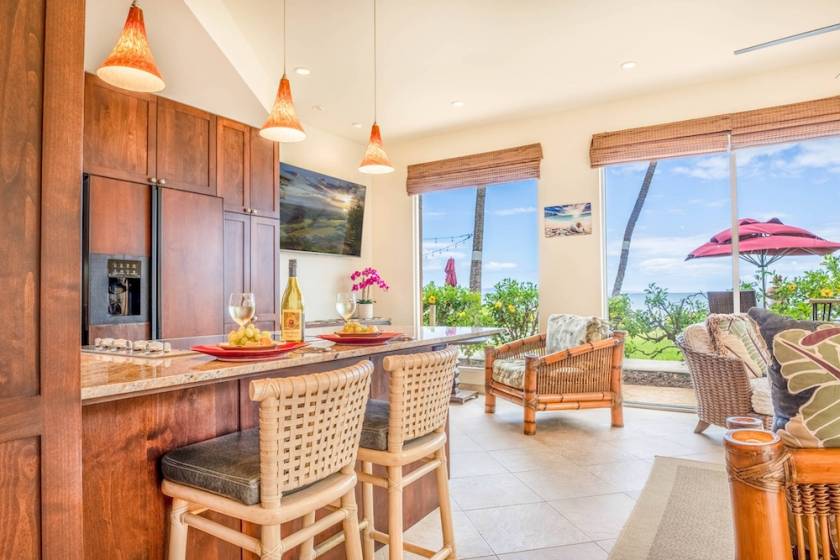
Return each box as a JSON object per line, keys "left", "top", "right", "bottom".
{"left": 85, "top": 0, "right": 840, "bottom": 142}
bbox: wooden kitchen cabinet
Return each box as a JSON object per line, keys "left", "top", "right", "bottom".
{"left": 156, "top": 97, "right": 217, "bottom": 195}
{"left": 83, "top": 73, "right": 157, "bottom": 184}
{"left": 249, "top": 127, "right": 280, "bottom": 218}
{"left": 223, "top": 212, "right": 280, "bottom": 332}
{"left": 217, "top": 117, "right": 250, "bottom": 214}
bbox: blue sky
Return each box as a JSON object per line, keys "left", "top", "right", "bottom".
{"left": 421, "top": 180, "right": 538, "bottom": 292}
{"left": 605, "top": 136, "right": 840, "bottom": 294}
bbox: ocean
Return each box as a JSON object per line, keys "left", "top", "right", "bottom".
{"left": 623, "top": 291, "right": 703, "bottom": 310}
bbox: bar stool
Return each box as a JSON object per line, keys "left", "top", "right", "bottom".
{"left": 357, "top": 347, "right": 460, "bottom": 560}
{"left": 160, "top": 360, "right": 373, "bottom": 560}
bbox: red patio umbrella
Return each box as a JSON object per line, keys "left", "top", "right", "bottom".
{"left": 444, "top": 257, "right": 458, "bottom": 287}
{"left": 686, "top": 218, "right": 840, "bottom": 302}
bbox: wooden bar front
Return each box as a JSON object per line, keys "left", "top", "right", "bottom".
{"left": 82, "top": 343, "right": 453, "bottom": 559}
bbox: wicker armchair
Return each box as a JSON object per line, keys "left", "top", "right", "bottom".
{"left": 725, "top": 429, "right": 840, "bottom": 560}
{"left": 485, "top": 331, "right": 625, "bottom": 435}
{"left": 676, "top": 336, "right": 772, "bottom": 433}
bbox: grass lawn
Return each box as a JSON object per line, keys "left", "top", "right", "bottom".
{"left": 624, "top": 334, "right": 683, "bottom": 361}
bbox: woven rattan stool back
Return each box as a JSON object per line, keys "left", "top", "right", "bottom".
{"left": 382, "top": 347, "right": 459, "bottom": 452}
{"left": 249, "top": 360, "right": 373, "bottom": 509}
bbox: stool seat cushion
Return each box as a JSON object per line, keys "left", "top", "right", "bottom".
{"left": 162, "top": 429, "right": 261, "bottom": 506}
{"left": 360, "top": 399, "right": 391, "bottom": 451}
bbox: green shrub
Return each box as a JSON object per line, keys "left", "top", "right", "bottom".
{"left": 483, "top": 279, "right": 539, "bottom": 344}
{"left": 768, "top": 256, "right": 840, "bottom": 320}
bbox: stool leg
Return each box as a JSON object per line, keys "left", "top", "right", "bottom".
{"left": 168, "top": 498, "right": 189, "bottom": 560}
{"left": 261, "top": 524, "right": 283, "bottom": 560}
{"left": 361, "top": 461, "right": 375, "bottom": 560}
{"left": 300, "top": 511, "right": 316, "bottom": 560}
{"left": 435, "top": 448, "right": 457, "bottom": 559}
{"left": 342, "top": 487, "right": 364, "bottom": 560}
{"left": 387, "top": 465, "right": 404, "bottom": 560}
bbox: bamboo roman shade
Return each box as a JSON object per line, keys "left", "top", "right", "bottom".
{"left": 406, "top": 143, "right": 543, "bottom": 195}
{"left": 589, "top": 96, "right": 840, "bottom": 167}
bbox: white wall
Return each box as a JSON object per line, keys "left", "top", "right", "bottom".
{"left": 372, "top": 57, "right": 840, "bottom": 328}
{"left": 281, "top": 126, "right": 374, "bottom": 322}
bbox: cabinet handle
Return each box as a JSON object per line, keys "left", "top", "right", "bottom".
{"left": 243, "top": 207, "right": 249, "bottom": 213}
{"left": 158, "top": 178, "right": 167, "bottom": 186}
{"left": 251, "top": 208, "right": 258, "bottom": 215}
{"left": 149, "top": 177, "right": 158, "bottom": 184}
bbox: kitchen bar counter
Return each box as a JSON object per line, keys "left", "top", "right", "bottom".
{"left": 81, "top": 326, "right": 498, "bottom": 403}
{"left": 81, "top": 326, "right": 499, "bottom": 560}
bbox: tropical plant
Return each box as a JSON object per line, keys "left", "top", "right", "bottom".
{"left": 469, "top": 187, "right": 487, "bottom": 292}
{"left": 768, "top": 256, "right": 840, "bottom": 320}
{"left": 611, "top": 161, "right": 657, "bottom": 297}
{"left": 422, "top": 283, "right": 487, "bottom": 327}
{"left": 484, "top": 279, "right": 539, "bottom": 343}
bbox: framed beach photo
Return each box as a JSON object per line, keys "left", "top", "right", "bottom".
{"left": 544, "top": 202, "right": 592, "bottom": 237}
{"left": 279, "top": 163, "right": 366, "bottom": 256}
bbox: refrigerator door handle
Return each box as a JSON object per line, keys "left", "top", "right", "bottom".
{"left": 151, "top": 185, "right": 161, "bottom": 339}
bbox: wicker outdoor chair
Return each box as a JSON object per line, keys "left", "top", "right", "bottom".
{"left": 677, "top": 335, "right": 773, "bottom": 433}
{"left": 485, "top": 330, "right": 626, "bottom": 435}
{"left": 707, "top": 290, "right": 758, "bottom": 314}
{"left": 726, "top": 429, "right": 840, "bottom": 560}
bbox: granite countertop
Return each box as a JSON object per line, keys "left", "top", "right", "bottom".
{"left": 81, "top": 326, "right": 500, "bottom": 404}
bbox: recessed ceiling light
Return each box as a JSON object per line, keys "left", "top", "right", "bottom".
{"left": 312, "top": 105, "right": 324, "bottom": 112}
{"left": 295, "top": 66, "right": 311, "bottom": 76}
{"left": 351, "top": 122, "right": 363, "bottom": 128}
{"left": 451, "top": 100, "right": 465, "bottom": 108}
{"left": 620, "top": 61, "right": 638, "bottom": 70}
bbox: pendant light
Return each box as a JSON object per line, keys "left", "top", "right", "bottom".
{"left": 359, "top": 0, "right": 394, "bottom": 174}
{"left": 260, "top": 0, "right": 306, "bottom": 143}
{"left": 96, "top": 1, "right": 165, "bottom": 93}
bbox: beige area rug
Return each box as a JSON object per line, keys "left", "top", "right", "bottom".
{"left": 609, "top": 456, "right": 734, "bottom": 560}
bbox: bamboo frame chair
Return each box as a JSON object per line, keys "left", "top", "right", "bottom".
{"left": 677, "top": 336, "right": 773, "bottom": 433}
{"left": 485, "top": 332, "right": 626, "bottom": 435}
{"left": 162, "top": 360, "right": 373, "bottom": 560}
{"left": 725, "top": 429, "right": 840, "bottom": 560}
{"left": 357, "top": 347, "right": 459, "bottom": 560}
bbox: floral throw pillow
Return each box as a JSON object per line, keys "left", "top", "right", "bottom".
{"left": 706, "top": 314, "right": 771, "bottom": 378}
{"left": 545, "top": 314, "right": 611, "bottom": 355}
{"left": 773, "top": 326, "right": 840, "bottom": 448}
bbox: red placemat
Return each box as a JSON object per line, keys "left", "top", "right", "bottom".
{"left": 317, "top": 332, "right": 402, "bottom": 345}
{"left": 192, "top": 342, "right": 307, "bottom": 361}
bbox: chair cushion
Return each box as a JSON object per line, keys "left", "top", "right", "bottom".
{"left": 360, "top": 399, "right": 391, "bottom": 451}
{"left": 706, "top": 314, "right": 771, "bottom": 378}
{"left": 682, "top": 323, "right": 715, "bottom": 354}
{"left": 748, "top": 308, "right": 822, "bottom": 434}
{"left": 162, "top": 429, "right": 261, "bottom": 505}
{"left": 749, "top": 376, "right": 774, "bottom": 417}
{"left": 492, "top": 358, "right": 527, "bottom": 389}
{"left": 771, "top": 325, "right": 840, "bottom": 448}
{"left": 545, "top": 314, "right": 611, "bottom": 355}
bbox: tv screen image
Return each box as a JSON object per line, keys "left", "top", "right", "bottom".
{"left": 279, "top": 163, "right": 366, "bottom": 256}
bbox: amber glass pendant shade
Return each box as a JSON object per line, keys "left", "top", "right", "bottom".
{"left": 359, "top": 123, "right": 394, "bottom": 174}
{"left": 260, "top": 74, "right": 306, "bottom": 143}
{"left": 96, "top": 2, "right": 165, "bottom": 93}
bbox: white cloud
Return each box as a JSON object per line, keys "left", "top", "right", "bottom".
{"left": 495, "top": 206, "right": 536, "bottom": 216}
{"left": 672, "top": 155, "right": 729, "bottom": 181}
{"left": 485, "top": 261, "right": 518, "bottom": 270}
{"left": 605, "top": 233, "right": 711, "bottom": 259}
{"left": 424, "top": 211, "right": 446, "bottom": 218}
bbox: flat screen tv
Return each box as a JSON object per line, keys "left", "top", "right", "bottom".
{"left": 279, "top": 163, "right": 366, "bottom": 256}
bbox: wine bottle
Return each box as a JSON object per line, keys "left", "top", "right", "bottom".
{"left": 281, "top": 259, "right": 304, "bottom": 342}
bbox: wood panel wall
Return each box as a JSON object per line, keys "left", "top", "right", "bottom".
{"left": 0, "top": 0, "right": 85, "bottom": 558}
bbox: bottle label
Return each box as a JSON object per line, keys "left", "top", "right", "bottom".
{"left": 282, "top": 310, "right": 302, "bottom": 341}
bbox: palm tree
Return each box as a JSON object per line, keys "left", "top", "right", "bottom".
{"left": 469, "top": 186, "right": 487, "bottom": 292}
{"left": 611, "top": 161, "right": 657, "bottom": 297}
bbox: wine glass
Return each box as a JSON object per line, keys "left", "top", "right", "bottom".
{"left": 336, "top": 292, "right": 357, "bottom": 323}
{"left": 228, "top": 293, "right": 256, "bottom": 327}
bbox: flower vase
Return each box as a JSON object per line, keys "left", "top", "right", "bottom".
{"left": 357, "top": 303, "right": 374, "bottom": 320}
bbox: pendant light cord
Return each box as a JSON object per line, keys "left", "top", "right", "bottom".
{"left": 282, "top": 0, "right": 287, "bottom": 74}
{"left": 373, "top": 0, "right": 377, "bottom": 122}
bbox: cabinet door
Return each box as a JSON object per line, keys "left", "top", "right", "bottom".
{"left": 156, "top": 98, "right": 216, "bottom": 195}
{"left": 223, "top": 212, "right": 250, "bottom": 332}
{"left": 159, "top": 189, "right": 224, "bottom": 338}
{"left": 84, "top": 73, "right": 156, "bottom": 184}
{"left": 217, "top": 118, "right": 250, "bottom": 214}
{"left": 250, "top": 217, "right": 280, "bottom": 330}
{"left": 1, "top": 0, "right": 85, "bottom": 557}
{"left": 249, "top": 127, "right": 280, "bottom": 219}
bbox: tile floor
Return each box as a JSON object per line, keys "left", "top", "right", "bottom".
{"left": 375, "top": 398, "right": 726, "bottom": 559}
